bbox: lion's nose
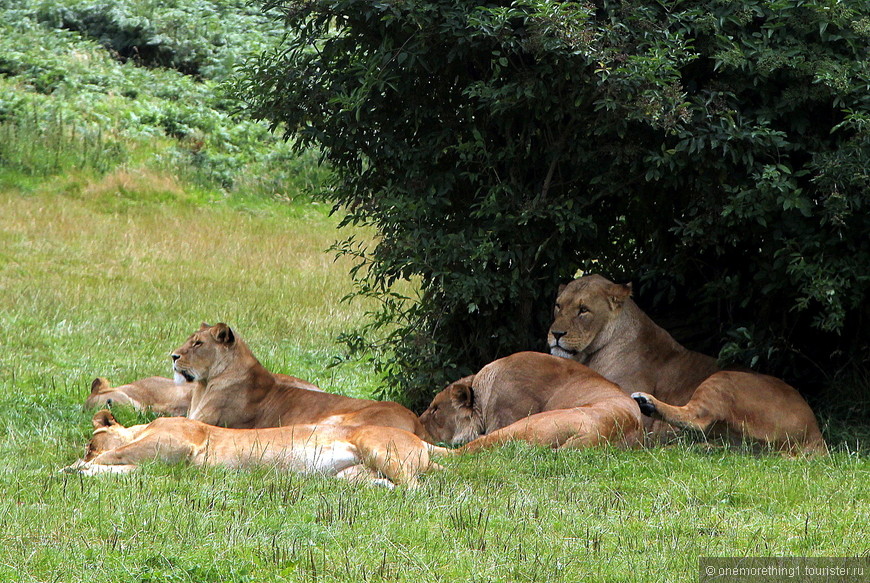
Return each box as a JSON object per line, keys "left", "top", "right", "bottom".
{"left": 171, "top": 353, "right": 181, "bottom": 362}
{"left": 551, "top": 331, "right": 566, "bottom": 341}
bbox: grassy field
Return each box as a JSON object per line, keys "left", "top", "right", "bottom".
{"left": 1, "top": 189, "right": 867, "bottom": 583}
{"left": 0, "top": 4, "right": 867, "bottom": 580}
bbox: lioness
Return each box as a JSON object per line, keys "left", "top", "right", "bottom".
{"left": 548, "top": 274, "right": 826, "bottom": 454}
{"left": 86, "top": 372, "right": 322, "bottom": 416}
{"left": 65, "top": 410, "right": 447, "bottom": 488}
{"left": 172, "top": 323, "right": 432, "bottom": 440}
{"left": 86, "top": 377, "right": 193, "bottom": 416}
{"left": 418, "top": 352, "right": 642, "bottom": 452}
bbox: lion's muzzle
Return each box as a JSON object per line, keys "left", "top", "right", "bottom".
{"left": 174, "top": 369, "right": 195, "bottom": 383}
{"left": 548, "top": 338, "right": 578, "bottom": 359}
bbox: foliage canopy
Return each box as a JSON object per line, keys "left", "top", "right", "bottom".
{"left": 238, "top": 0, "right": 870, "bottom": 405}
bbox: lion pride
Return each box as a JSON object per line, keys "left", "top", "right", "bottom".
{"left": 171, "top": 322, "right": 432, "bottom": 440}
{"left": 548, "top": 274, "right": 826, "bottom": 455}
{"left": 419, "top": 352, "right": 642, "bottom": 452}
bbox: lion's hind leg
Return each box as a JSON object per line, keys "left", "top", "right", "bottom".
{"left": 350, "top": 427, "right": 435, "bottom": 489}
{"left": 631, "top": 392, "right": 721, "bottom": 434}
{"left": 335, "top": 464, "right": 397, "bottom": 489}
{"left": 633, "top": 373, "right": 826, "bottom": 455}
{"left": 556, "top": 430, "right": 604, "bottom": 450}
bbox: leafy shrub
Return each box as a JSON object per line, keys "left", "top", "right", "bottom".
{"left": 34, "top": 0, "right": 286, "bottom": 79}
{"left": 0, "top": 5, "right": 322, "bottom": 200}
{"left": 238, "top": 0, "right": 870, "bottom": 405}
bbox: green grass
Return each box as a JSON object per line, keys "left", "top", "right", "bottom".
{"left": 0, "top": 4, "right": 867, "bottom": 579}
{"left": 0, "top": 190, "right": 868, "bottom": 583}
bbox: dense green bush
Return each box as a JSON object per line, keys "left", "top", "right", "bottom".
{"left": 33, "top": 0, "right": 285, "bottom": 79}
{"left": 239, "top": 0, "right": 869, "bottom": 405}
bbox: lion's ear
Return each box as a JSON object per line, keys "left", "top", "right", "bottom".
{"left": 607, "top": 282, "right": 633, "bottom": 309}
{"left": 211, "top": 323, "right": 235, "bottom": 346}
{"left": 449, "top": 378, "right": 475, "bottom": 410}
{"left": 92, "top": 409, "right": 117, "bottom": 429}
{"left": 90, "top": 377, "right": 110, "bottom": 394}
{"left": 558, "top": 283, "right": 568, "bottom": 295}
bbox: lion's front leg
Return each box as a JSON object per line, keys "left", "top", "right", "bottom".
{"left": 87, "top": 433, "right": 193, "bottom": 470}
{"left": 62, "top": 458, "right": 139, "bottom": 475}
{"left": 75, "top": 462, "right": 140, "bottom": 475}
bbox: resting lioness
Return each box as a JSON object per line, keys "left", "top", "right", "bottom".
{"left": 86, "top": 377, "right": 194, "bottom": 416}
{"left": 65, "top": 410, "right": 447, "bottom": 488}
{"left": 418, "top": 352, "right": 642, "bottom": 452}
{"left": 548, "top": 274, "right": 826, "bottom": 454}
{"left": 86, "top": 372, "right": 322, "bottom": 416}
{"left": 172, "top": 323, "right": 432, "bottom": 441}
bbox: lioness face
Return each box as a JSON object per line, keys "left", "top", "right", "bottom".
{"left": 171, "top": 323, "right": 235, "bottom": 383}
{"left": 83, "top": 410, "right": 134, "bottom": 461}
{"left": 548, "top": 275, "right": 632, "bottom": 361}
{"left": 419, "top": 377, "right": 479, "bottom": 445}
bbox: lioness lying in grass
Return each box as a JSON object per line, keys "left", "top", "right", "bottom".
{"left": 65, "top": 410, "right": 449, "bottom": 488}
{"left": 419, "top": 352, "right": 643, "bottom": 452}
{"left": 85, "top": 377, "right": 194, "bottom": 416}
{"left": 85, "top": 371, "right": 322, "bottom": 416}
{"left": 548, "top": 274, "right": 826, "bottom": 455}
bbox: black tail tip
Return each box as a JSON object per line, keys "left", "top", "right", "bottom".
{"left": 631, "top": 393, "right": 657, "bottom": 417}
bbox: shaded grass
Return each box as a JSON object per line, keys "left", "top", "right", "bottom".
{"left": 0, "top": 191, "right": 868, "bottom": 582}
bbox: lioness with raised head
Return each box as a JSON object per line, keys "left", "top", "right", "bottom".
{"left": 172, "top": 323, "right": 432, "bottom": 440}
{"left": 419, "top": 352, "right": 642, "bottom": 452}
{"left": 86, "top": 377, "right": 194, "bottom": 417}
{"left": 548, "top": 274, "right": 826, "bottom": 454}
{"left": 65, "top": 410, "right": 447, "bottom": 488}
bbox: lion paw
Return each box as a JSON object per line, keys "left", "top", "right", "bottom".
{"left": 631, "top": 393, "right": 658, "bottom": 417}
{"left": 370, "top": 478, "right": 397, "bottom": 490}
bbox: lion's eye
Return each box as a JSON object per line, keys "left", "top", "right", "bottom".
{"left": 578, "top": 306, "right": 590, "bottom": 315}
{"left": 192, "top": 340, "right": 203, "bottom": 347}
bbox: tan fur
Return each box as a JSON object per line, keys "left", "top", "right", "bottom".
{"left": 65, "top": 411, "right": 449, "bottom": 488}
{"left": 85, "top": 377, "right": 193, "bottom": 416}
{"left": 85, "top": 373, "right": 322, "bottom": 417}
{"left": 172, "top": 323, "right": 432, "bottom": 441}
{"left": 548, "top": 274, "right": 826, "bottom": 454}
{"left": 418, "top": 352, "right": 643, "bottom": 452}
